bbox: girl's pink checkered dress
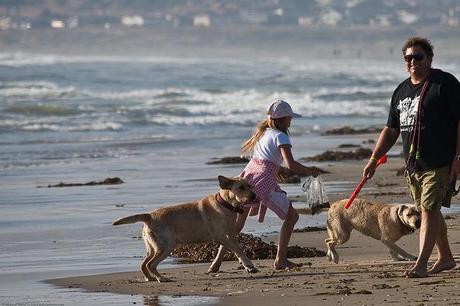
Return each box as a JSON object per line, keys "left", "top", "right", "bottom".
{"left": 240, "top": 158, "right": 290, "bottom": 222}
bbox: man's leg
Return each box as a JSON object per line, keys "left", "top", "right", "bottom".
{"left": 405, "top": 208, "right": 440, "bottom": 277}
{"left": 428, "top": 213, "right": 456, "bottom": 274}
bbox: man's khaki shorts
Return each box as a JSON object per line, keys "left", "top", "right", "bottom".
{"left": 405, "top": 166, "right": 451, "bottom": 211}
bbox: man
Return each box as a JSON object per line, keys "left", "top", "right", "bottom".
{"left": 363, "top": 37, "right": 460, "bottom": 278}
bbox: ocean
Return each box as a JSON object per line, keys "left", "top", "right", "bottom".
{"left": 1, "top": 52, "right": 459, "bottom": 305}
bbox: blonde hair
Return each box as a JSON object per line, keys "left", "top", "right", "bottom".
{"left": 241, "top": 118, "right": 289, "bottom": 156}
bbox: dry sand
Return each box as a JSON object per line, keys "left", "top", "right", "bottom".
{"left": 47, "top": 155, "right": 460, "bottom": 305}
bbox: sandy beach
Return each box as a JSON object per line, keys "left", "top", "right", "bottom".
{"left": 47, "top": 153, "right": 460, "bottom": 305}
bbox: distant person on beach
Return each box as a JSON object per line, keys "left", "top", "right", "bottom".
{"left": 363, "top": 37, "right": 460, "bottom": 278}
{"left": 209, "top": 100, "right": 319, "bottom": 271}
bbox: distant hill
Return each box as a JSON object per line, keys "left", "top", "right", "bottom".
{"left": 1, "top": 0, "right": 459, "bottom": 29}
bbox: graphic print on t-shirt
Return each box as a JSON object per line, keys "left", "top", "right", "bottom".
{"left": 397, "top": 95, "right": 419, "bottom": 132}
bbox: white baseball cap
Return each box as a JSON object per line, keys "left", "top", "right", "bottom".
{"left": 267, "top": 100, "right": 301, "bottom": 119}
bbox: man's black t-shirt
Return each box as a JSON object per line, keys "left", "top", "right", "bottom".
{"left": 387, "top": 69, "right": 460, "bottom": 170}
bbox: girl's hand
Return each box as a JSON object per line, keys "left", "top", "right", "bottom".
{"left": 310, "top": 167, "right": 320, "bottom": 178}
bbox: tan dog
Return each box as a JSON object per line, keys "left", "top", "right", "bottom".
{"left": 113, "top": 175, "right": 258, "bottom": 282}
{"left": 325, "top": 199, "right": 420, "bottom": 263}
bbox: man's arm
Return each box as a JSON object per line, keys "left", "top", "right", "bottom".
{"left": 451, "top": 121, "right": 460, "bottom": 179}
{"left": 363, "top": 126, "right": 400, "bottom": 179}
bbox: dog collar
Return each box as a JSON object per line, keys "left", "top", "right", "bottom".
{"left": 215, "top": 193, "right": 244, "bottom": 214}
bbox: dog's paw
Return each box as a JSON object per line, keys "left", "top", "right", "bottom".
{"left": 390, "top": 255, "right": 405, "bottom": 262}
{"left": 245, "top": 266, "right": 258, "bottom": 273}
{"left": 156, "top": 277, "right": 172, "bottom": 283}
{"left": 331, "top": 254, "right": 339, "bottom": 264}
{"left": 207, "top": 267, "right": 220, "bottom": 274}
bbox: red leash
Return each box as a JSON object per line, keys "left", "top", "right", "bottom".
{"left": 344, "top": 155, "right": 388, "bottom": 209}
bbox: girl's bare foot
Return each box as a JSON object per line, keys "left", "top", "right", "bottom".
{"left": 427, "top": 259, "right": 456, "bottom": 274}
{"left": 273, "top": 259, "right": 303, "bottom": 270}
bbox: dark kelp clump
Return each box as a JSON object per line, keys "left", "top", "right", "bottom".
{"left": 206, "top": 157, "right": 249, "bottom": 165}
{"left": 42, "top": 177, "right": 124, "bottom": 188}
{"left": 171, "top": 233, "right": 325, "bottom": 263}
{"left": 324, "top": 126, "right": 381, "bottom": 135}
{"left": 302, "top": 148, "right": 372, "bottom": 162}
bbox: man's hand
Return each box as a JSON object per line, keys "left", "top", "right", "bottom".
{"left": 363, "top": 159, "right": 378, "bottom": 179}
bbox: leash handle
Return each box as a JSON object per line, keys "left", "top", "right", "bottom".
{"left": 345, "top": 155, "right": 387, "bottom": 209}
{"left": 406, "top": 72, "right": 433, "bottom": 172}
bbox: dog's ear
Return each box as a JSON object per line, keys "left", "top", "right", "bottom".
{"left": 218, "top": 175, "right": 235, "bottom": 190}
{"left": 397, "top": 204, "right": 409, "bottom": 218}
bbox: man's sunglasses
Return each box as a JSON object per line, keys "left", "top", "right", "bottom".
{"left": 404, "top": 54, "right": 425, "bottom": 62}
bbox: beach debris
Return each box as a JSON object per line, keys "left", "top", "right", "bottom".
{"left": 324, "top": 126, "right": 381, "bottom": 135}
{"left": 206, "top": 156, "right": 249, "bottom": 165}
{"left": 288, "top": 195, "right": 305, "bottom": 203}
{"left": 375, "top": 182, "right": 398, "bottom": 187}
{"left": 293, "top": 226, "right": 326, "bottom": 233}
{"left": 418, "top": 280, "right": 446, "bottom": 286}
{"left": 369, "top": 191, "right": 408, "bottom": 197}
{"left": 338, "top": 143, "right": 359, "bottom": 148}
{"left": 171, "top": 233, "right": 325, "bottom": 263}
{"left": 41, "top": 177, "right": 124, "bottom": 188}
{"left": 396, "top": 167, "right": 406, "bottom": 176}
{"left": 302, "top": 148, "right": 372, "bottom": 162}
{"left": 316, "top": 285, "right": 352, "bottom": 296}
{"left": 354, "top": 289, "right": 372, "bottom": 294}
{"left": 373, "top": 271, "right": 398, "bottom": 279}
{"left": 372, "top": 284, "right": 400, "bottom": 289}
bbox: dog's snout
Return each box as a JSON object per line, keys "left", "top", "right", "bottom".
{"left": 249, "top": 192, "right": 256, "bottom": 201}
{"left": 415, "top": 219, "right": 421, "bottom": 229}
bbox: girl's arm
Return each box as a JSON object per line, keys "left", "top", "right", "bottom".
{"left": 279, "top": 144, "right": 318, "bottom": 177}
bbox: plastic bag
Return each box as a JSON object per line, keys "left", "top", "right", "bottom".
{"left": 301, "top": 175, "right": 330, "bottom": 215}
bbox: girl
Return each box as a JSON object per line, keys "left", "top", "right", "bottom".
{"left": 209, "top": 99, "right": 318, "bottom": 272}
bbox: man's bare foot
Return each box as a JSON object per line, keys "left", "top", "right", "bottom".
{"left": 273, "top": 259, "right": 303, "bottom": 270}
{"left": 427, "top": 260, "right": 456, "bottom": 274}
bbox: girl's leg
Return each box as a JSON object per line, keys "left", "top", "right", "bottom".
{"left": 274, "top": 205, "right": 300, "bottom": 270}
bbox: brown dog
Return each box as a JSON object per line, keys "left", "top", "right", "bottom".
{"left": 325, "top": 199, "right": 421, "bottom": 263}
{"left": 113, "top": 175, "right": 258, "bottom": 282}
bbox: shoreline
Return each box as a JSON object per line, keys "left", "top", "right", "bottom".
{"left": 47, "top": 215, "right": 460, "bottom": 305}
{"left": 46, "top": 155, "right": 460, "bottom": 305}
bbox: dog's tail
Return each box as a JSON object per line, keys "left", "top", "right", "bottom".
{"left": 113, "top": 214, "right": 151, "bottom": 226}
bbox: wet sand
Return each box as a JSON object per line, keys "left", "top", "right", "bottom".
{"left": 47, "top": 156, "right": 460, "bottom": 305}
